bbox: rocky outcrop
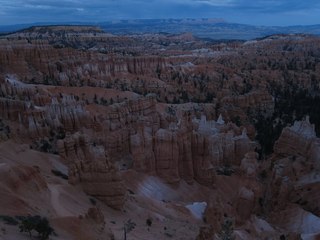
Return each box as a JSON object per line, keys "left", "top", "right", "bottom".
{"left": 46, "top": 96, "right": 90, "bottom": 132}
{"left": 274, "top": 117, "right": 316, "bottom": 157}
{"left": 0, "top": 76, "right": 91, "bottom": 140}
{"left": 0, "top": 37, "right": 167, "bottom": 87}
{"left": 130, "top": 127, "right": 156, "bottom": 173}
{"left": 0, "top": 98, "right": 26, "bottom": 122}
{"left": 81, "top": 167, "right": 126, "bottom": 210}
{"left": 290, "top": 182, "right": 320, "bottom": 217}
{"left": 177, "top": 125, "right": 194, "bottom": 183}
{"left": 105, "top": 107, "right": 256, "bottom": 185}
{"left": 236, "top": 187, "right": 255, "bottom": 224}
{"left": 85, "top": 207, "right": 105, "bottom": 224}
{"left": 263, "top": 119, "right": 320, "bottom": 223}
{"left": 240, "top": 152, "right": 259, "bottom": 178}
{"left": 308, "top": 139, "right": 320, "bottom": 170}
{"left": 196, "top": 226, "right": 214, "bottom": 240}
{"left": 270, "top": 120, "right": 320, "bottom": 217}
{"left": 194, "top": 116, "right": 257, "bottom": 168}
{"left": 129, "top": 113, "right": 255, "bottom": 185}
{"left": 0, "top": 73, "right": 258, "bottom": 189}
{"left": 221, "top": 91, "right": 274, "bottom": 118}
{"left": 104, "top": 96, "right": 160, "bottom": 168}
{"left": 154, "top": 128, "right": 180, "bottom": 183}
{"left": 57, "top": 133, "right": 126, "bottom": 210}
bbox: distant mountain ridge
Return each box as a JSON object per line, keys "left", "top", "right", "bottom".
{"left": 1, "top": 19, "right": 320, "bottom": 40}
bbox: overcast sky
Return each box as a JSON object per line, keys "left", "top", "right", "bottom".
{"left": 0, "top": 0, "right": 320, "bottom": 26}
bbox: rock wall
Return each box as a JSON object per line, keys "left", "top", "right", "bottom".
{"left": 221, "top": 90, "right": 274, "bottom": 118}
{"left": 57, "top": 133, "right": 126, "bottom": 210}
{"left": 0, "top": 72, "right": 259, "bottom": 210}
{"left": 274, "top": 117, "right": 316, "bottom": 157}
{"left": 0, "top": 38, "right": 167, "bottom": 85}
{"left": 263, "top": 118, "right": 320, "bottom": 223}
{"left": 101, "top": 99, "right": 257, "bottom": 185}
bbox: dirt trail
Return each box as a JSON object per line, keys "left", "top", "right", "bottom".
{"left": 48, "top": 184, "right": 72, "bottom": 217}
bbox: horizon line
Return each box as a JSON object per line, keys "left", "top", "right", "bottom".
{"left": 1, "top": 18, "right": 320, "bottom": 28}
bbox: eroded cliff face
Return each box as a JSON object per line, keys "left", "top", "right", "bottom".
{"left": 256, "top": 118, "right": 320, "bottom": 238}
{"left": 102, "top": 97, "right": 257, "bottom": 186}
{"left": 195, "top": 118, "right": 320, "bottom": 239}
{"left": 57, "top": 133, "right": 126, "bottom": 210}
{"left": 0, "top": 38, "right": 167, "bottom": 86}
{"left": 0, "top": 73, "right": 259, "bottom": 210}
{"left": 274, "top": 117, "right": 317, "bottom": 157}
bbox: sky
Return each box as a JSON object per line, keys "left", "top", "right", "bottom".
{"left": 0, "top": 0, "right": 320, "bottom": 26}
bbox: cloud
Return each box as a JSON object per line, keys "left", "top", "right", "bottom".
{"left": 24, "top": 4, "right": 55, "bottom": 10}
{"left": 0, "top": 0, "right": 319, "bottom": 25}
{"left": 233, "top": 0, "right": 320, "bottom": 12}
{"left": 178, "top": 0, "right": 235, "bottom": 7}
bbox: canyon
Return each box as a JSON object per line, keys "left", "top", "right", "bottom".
{"left": 0, "top": 26, "right": 320, "bottom": 239}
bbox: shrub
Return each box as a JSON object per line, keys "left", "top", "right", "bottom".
{"left": 218, "top": 218, "right": 235, "bottom": 240}
{"left": 51, "top": 169, "right": 68, "bottom": 180}
{"left": 146, "top": 218, "right": 152, "bottom": 227}
{"left": 127, "top": 189, "right": 135, "bottom": 195}
{"left": 89, "top": 198, "right": 97, "bottom": 206}
{"left": 123, "top": 219, "right": 136, "bottom": 240}
{"left": 40, "top": 139, "right": 52, "bottom": 153}
{"left": 19, "top": 215, "right": 54, "bottom": 240}
{"left": 216, "top": 165, "right": 234, "bottom": 176}
{"left": 259, "top": 170, "right": 268, "bottom": 180}
{"left": 0, "top": 215, "right": 19, "bottom": 225}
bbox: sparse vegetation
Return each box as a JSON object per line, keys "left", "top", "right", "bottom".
{"left": 0, "top": 119, "right": 10, "bottom": 141}
{"left": 0, "top": 215, "right": 19, "bottom": 226}
{"left": 165, "top": 232, "right": 173, "bottom": 238}
{"left": 123, "top": 219, "right": 136, "bottom": 240}
{"left": 19, "top": 215, "right": 54, "bottom": 240}
{"left": 0, "top": 215, "right": 54, "bottom": 240}
{"left": 253, "top": 83, "right": 320, "bottom": 158}
{"left": 231, "top": 115, "right": 242, "bottom": 127}
{"left": 259, "top": 170, "right": 268, "bottom": 180}
{"left": 146, "top": 218, "right": 152, "bottom": 227}
{"left": 51, "top": 169, "right": 68, "bottom": 180}
{"left": 127, "top": 189, "right": 135, "bottom": 195}
{"left": 30, "top": 138, "right": 54, "bottom": 154}
{"left": 217, "top": 165, "right": 234, "bottom": 176}
{"left": 218, "top": 218, "right": 235, "bottom": 240}
{"left": 89, "top": 197, "right": 97, "bottom": 205}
